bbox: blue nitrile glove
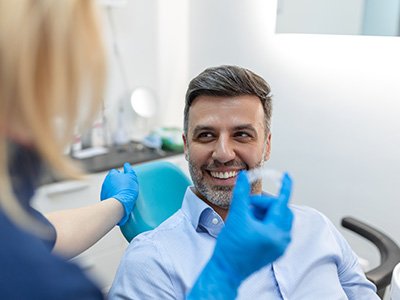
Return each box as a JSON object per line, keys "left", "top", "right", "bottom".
{"left": 100, "top": 162, "right": 139, "bottom": 226}
{"left": 187, "top": 171, "right": 293, "bottom": 300}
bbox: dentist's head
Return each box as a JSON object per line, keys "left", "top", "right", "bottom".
{"left": 0, "top": 0, "right": 106, "bottom": 232}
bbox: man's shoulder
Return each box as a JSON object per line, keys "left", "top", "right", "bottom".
{"left": 124, "top": 208, "right": 191, "bottom": 255}
{"left": 139, "top": 208, "right": 188, "bottom": 238}
{"left": 290, "top": 204, "right": 332, "bottom": 226}
{"left": 289, "top": 204, "right": 343, "bottom": 244}
{"left": 290, "top": 204, "right": 325, "bottom": 217}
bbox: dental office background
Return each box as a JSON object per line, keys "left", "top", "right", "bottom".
{"left": 101, "top": 0, "right": 400, "bottom": 271}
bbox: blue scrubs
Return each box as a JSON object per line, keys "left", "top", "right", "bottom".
{"left": 0, "top": 142, "right": 103, "bottom": 299}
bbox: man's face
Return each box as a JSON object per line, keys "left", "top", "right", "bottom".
{"left": 183, "top": 95, "right": 271, "bottom": 211}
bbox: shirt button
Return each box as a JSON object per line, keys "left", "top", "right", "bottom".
{"left": 212, "top": 218, "right": 219, "bottom": 225}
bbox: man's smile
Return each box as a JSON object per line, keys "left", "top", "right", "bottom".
{"left": 210, "top": 170, "right": 239, "bottom": 179}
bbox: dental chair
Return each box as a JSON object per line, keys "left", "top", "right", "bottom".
{"left": 120, "top": 161, "right": 191, "bottom": 242}
{"left": 341, "top": 217, "right": 400, "bottom": 299}
{"left": 120, "top": 161, "right": 400, "bottom": 299}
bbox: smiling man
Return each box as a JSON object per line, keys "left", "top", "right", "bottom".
{"left": 109, "top": 65, "right": 378, "bottom": 299}
{"left": 183, "top": 94, "right": 270, "bottom": 219}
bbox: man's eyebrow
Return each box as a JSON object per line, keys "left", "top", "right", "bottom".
{"left": 191, "top": 124, "right": 258, "bottom": 136}
{"left": 233, "top": 124, "right": 257, "bottom": 133}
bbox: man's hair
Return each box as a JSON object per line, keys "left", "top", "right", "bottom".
{"left": 184, "top": 65, "right": 273, "bottom": 136}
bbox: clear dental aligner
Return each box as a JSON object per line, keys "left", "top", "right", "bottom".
{"left": 245, "top": 165, "right": 284, "bottom": 195}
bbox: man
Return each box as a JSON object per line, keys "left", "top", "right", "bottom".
{"left": 109, "top": 65, "right": 378, "bottom": 299}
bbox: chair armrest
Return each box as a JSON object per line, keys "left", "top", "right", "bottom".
{"left": 341, "top": 217, "right": 400, "bottom": 292}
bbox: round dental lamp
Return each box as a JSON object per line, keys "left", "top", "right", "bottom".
{"left": 130, "top": 88, "right": 157, "bottom": 119}
{"left": 127, "top": 87, "right": 157, "bottom": 142}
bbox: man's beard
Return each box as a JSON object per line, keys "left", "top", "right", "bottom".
{"left": 188, "top": 158, "right": 265, "bottom": 209}
{"left": 191, "top": 173, "right": 233, "bottom": 208}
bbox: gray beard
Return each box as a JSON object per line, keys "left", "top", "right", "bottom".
{"left": 186, "top": 139, "right": 268, "bottom": 209}
{"left": 188, "top": 161, "right": 265, "bottom": 209}
{"left": 195, "top": 180, "right": 233, "bottom": 209}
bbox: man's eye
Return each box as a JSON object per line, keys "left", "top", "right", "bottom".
{"left": 235, "top": 132, "right": 251, "bottom": 138}
{"left": 196, "top": 132, "right": 214, "bottom": 140}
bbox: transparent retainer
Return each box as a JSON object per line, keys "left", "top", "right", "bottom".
{"left": 245, "top": 165, "right": 284, "bottom": 197}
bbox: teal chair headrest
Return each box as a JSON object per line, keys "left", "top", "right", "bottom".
{"left": 120, "top": 161, "right": 191, "bottom": 242}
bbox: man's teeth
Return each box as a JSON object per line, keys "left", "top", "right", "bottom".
{"left": 210, "top": 171, "right": 238, "bottom": 179}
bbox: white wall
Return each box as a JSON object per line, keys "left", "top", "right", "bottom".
{"left": 105, "top": 0, "right": 400, "bottom": 268}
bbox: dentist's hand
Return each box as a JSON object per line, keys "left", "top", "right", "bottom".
{"left": 187, "top": 171, "right": 293, "bottom": 299}
{"left": 100, "top": 162, "right": 139, "bottom": 226}
{"left": 216, "top": 171, "right": 294, "bottom": 281}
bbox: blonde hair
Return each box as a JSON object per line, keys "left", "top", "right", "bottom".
{"left": 0, "top": 0, "right": 106, "bottom": 234}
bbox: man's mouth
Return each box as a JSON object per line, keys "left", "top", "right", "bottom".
{"left": 209, "top": 170, "right": 240, "bottom": 180}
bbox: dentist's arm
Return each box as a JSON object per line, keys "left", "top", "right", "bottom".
{"left": 48, "top": 163, "right": 138, "bottom": 259}
{"left": 187, "top": 172, "right": 293, "bottom": 299}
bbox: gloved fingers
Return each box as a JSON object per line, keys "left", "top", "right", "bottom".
{"left": 123, "top": 162, "right": 135, "bottom": 174}
{"left": 249, "top": 195, "right": 274, "bottom": 221}
{"left": 250, "top": 204, "right": 266, "bottom": 221}
{"left": 230, "top": 171, "right": 251, "bottom": 212}
{"left": 261, "top": 172, "right": 292, "bottom": 228}
{"left": 273, "top": 201, "right": 293, "bottom": 230}
{"left": 263, "top": 199, "right": 293, "bottom": 230}
{"left": 278, "top": 173, "right": 292, "bottom": 206}
{"left": 249, "top": 194, "right": 275, "bottom": 209}
{"left": 108, "top": 169, "right": 120, "bottom": 175}
{"left": 283, "top": 207, "right": 294, "bottom": 230}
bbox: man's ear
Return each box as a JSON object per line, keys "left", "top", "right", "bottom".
{"left": 264, "top": 133, "right": 272, "bottom": 161}
{"left": 182, "top": 134, "right": 189, "bottom": 161}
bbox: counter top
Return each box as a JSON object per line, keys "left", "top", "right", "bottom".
{"left": 74, "top": 142, "right": 183, "bottom": 173}
{"left": 40, "top": 141, "right": 183, "bottom": 185}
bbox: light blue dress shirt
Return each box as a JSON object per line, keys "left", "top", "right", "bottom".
{"left": 109, "top": 187, "right": 379, "bottom": 299}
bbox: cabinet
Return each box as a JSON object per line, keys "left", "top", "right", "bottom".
{"left": 32, "top": 154, "right": 187, "bottom": 294}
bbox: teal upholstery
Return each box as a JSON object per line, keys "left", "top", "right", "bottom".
{"left": 120, "top": 161, "right": 192, "bottom": 242}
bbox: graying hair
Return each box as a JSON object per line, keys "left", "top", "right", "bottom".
{"left": 183, "top": 65, "right": 273, "bottom": 136}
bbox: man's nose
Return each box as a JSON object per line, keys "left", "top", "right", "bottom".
{"left": 211, "top": 136, "right": 235, "bottom": 163}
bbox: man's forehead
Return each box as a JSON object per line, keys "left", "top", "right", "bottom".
{"left": 191, "top": 123, "right": 257, "bottom": 133}
{"left": 188, "top": 114, "right": 264, "bottom": 137}
{"left": 187, "top": 95, "right": 264, "bottom": 129}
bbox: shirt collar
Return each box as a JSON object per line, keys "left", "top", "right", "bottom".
{"left": 181, "top": 187, "right": 224, "bottom": 238}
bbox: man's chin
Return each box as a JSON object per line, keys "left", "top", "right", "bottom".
{"left": 194, "top": 183, "right": 232, "bottom": 206}
{"left": 207, "top": 189, "right": 232, "bottom": 208}
{"left": 212, "top": 185, "right": 233, "bottom": 192}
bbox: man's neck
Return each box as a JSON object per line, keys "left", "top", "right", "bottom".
{"left": 192, "top": 188, "right": 229, "bottom": 220}
{"left": 203, "top": 198, "right": 228, "bottom": 220}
